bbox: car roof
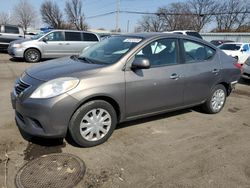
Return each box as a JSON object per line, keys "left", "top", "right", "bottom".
{"left": 116, "top": 32, "right": 212, "bottom": 47}
{"left": 49, "top": 29, "right": 98, "bottom": 35}
{"left": 222, "top": 42, "right": 247, "bottom": 44}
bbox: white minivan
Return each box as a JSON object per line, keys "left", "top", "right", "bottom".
{"left": 8, "top": 30, "right": 100, "bottom": 62}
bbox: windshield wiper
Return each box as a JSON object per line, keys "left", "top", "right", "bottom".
{"left": 77, "top": 56, "right": 94, "bottom": 64}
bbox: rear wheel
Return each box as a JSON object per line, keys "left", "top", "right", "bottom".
{"left": 69, "top": 100, "right": 117, "bottom": 147}
{"left": 24, "top": 49, "right": 41, "bottom": 62}
{"left": 202, "top": 84, "right": 227, "bottom": 114}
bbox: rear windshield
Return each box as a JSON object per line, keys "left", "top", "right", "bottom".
{"left": 219, "top": 44, "right": 241, "bottom": 51}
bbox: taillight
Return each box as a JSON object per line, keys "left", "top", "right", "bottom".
{"left": 233, "top": 62, "right": 242, "bottom": 71}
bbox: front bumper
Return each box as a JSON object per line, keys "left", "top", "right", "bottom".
{"left": 11, "top": 85, "right": 80, "bottom": 139}
{"left": 7, "top": 46, "right": 25, "bottom": 58}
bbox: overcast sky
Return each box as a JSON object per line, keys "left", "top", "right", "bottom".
{"left": 0, "top": 0, "right": 187, "bottom": 32}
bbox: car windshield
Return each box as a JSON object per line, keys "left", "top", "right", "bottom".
{"left": 79, "top": 36, "right": 143, "bottom": 65}
{"left": 219, "top": 44, "right": 241, "bottom": 51}
{"left": 31, "top": 31, "right": 49, "bottom": 40}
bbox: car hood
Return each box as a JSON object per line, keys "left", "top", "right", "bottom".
{"left": 10, "top": 38, "right": 31, "bottom": 45}
{"left": 26, "top": 56, "right": 105, "bottom": 81}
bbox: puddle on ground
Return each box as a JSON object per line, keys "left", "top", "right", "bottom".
{"left": 228, "top": 107, "right": 240, "bottom": 113}
{"left": 233, "top": 90, "right": 250, "bottom": 97}
{"left": 243, "top": 123, "right": 250, "bottom": 127}
{"left": 23, "top": 139, "right": 66, "bottom": 161}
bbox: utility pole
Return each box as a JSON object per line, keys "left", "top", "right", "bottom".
{"left": 115, "top": 0, "right": 120, "bottom": 32}
{"left": 127, "top": 20, "right": 130, "bottom": 33}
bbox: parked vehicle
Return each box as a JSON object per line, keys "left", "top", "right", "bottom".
{"left": 0, "top": 25, "right": 24, "bottom": 50}
{"left": 242, "top": 56, "right": 250, "bottom": 80}
{"left": 8, "top": 30, "right": 100, "bottom": 62}
{"left": 210, "top": 40, "right": 233, "bottom": 46}
{"left": 219, "top": 42, "right": 250, "bottom": 64}
{"left": 165, "top": 30, "right": 202, "bottom": 39}
{"left": 11, "top": 33, "right": 241, "bottom": 147}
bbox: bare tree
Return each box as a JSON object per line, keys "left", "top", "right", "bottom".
{"left": 158, "top": 3, "right": 196, "bottom": 31}
{"left": 40, "top": 0, "right": 64, "bottom": 29}
{"left": 13, "top": 0, "right": 36, "bottom": 31}
{"left": 188, "top": 0, "right": 218, "bottom": 31}
{"left": 137, "top": 14, "right": 164, "bottom": 32}
{"left": 0, "top": 12, "right": 11, "bottom": 25}
{"left": 214, "top": 0, "right": 250, "bottom": 32}
{"left": 65, "top": 0, "right": 88, "bottom": 30}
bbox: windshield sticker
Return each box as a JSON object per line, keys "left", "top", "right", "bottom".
{"left": 123, "top": 38, "right": 142, "bottom": 43}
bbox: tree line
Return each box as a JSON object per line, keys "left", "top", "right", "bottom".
{"left": 0, "top": 0, "right": 88, "bottom": 31}
{"left": 0, "top": 0, "right": 249, "bottom": 32}
{"left": 136, "top": 0, "right": 250, "bottom": 32}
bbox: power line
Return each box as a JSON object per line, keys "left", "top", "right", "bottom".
{"left": 86, "top": 11, "right": 116, "bottom": 19}
{"left": 85, "top": 10, "right": 250, "bottom": 19}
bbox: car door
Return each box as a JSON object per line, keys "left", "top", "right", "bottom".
{"left": 125, "top": 38, "right": 185, "bottom": 118}
{"left": 64, "top": 31, "right": 83, "bottom": 55}
{"left": 180, "top": 39, "right": 221, "bottom": 106}
{"left": 40, "top": 31, "right": 65, "bottom": 58}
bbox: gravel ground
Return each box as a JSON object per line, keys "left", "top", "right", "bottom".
{"left": 0, "top": 52, "right": 250, "bottom": 188}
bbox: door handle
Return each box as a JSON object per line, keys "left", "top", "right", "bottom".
{"left": 18, "top": 35, "right": 23, "bottom": 37}
{"left": 58, "top": 43, "right": 63, "bottom": 45}
{"left": 170, "top": 73, "right": 180, "bottom": 80}
{"left": 212, "top": 69, "right": 220, "bottom": 74}
{"left": 65, "top": 43, "right": 70, "bottom": 45}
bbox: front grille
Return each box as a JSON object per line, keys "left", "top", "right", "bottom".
{"left": 15, "top": 79, "right": 30, "bottom": 95}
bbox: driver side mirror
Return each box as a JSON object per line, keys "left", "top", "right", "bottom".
{"left": 131, "top": 57, "right": 150, "bottom": 70}
{"left": 42, "top": 36, "right": 48, "bottom": 42}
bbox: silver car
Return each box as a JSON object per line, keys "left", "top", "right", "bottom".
{"left": 11, "top": 33, "right": 241, "bottom": 147}
{"left": 0, "top": 24, "right": 24, "bottom": 50}
{"left": 242, "top": 57, "right": 250, "bottom": 79}
{"left": 8, "top": 30, "right": 100, "bottom": 62}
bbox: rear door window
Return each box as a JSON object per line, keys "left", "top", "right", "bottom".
{"left": 4, "top": 26, "right": 19, "bottom": 34}
{"left": 183, "top": 40, "right": 216, "bottom": 63}
{"left": 82, "top": 33, "right": 99, "bottom": 41}
{"left": 65, "top": 32, "right": 81, "bottom": 41}
{"left": 242, "top": 44, "right": 249, "bottom": 51}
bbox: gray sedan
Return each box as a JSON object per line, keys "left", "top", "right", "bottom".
{"left": 11, "top": 33, "right": 241, "bottom": 147}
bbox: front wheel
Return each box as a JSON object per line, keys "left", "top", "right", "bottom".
{"left": 24, "top": 49, "right": 41, "bottom": 63}
{"left": 202, "top": 84, "right": 227, "bottom": 114}
{"left": 69, "top": 100, "right": 117, "bottom": 147}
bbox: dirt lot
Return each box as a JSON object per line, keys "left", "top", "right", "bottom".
{"left": 0, "top": 52, "right": 250, "bottom": 188}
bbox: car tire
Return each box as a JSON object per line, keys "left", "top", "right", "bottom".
{"left": 202, "top": 84, "right": 227, "bottom": 114}
{"left": 24, "top": 49, "right": 41, "bottom": 63}
{"left": 69, "top": 100, "right": 117, "bottom": 147}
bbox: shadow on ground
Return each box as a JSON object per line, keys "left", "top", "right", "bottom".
{"left": 239, "top": 78, "right": 250, "bottom": 86}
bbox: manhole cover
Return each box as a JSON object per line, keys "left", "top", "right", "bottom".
{"left": 15, "top": 153, "right": 86, "bottom": 188}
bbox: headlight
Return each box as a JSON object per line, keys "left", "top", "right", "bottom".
{"left": 12, "top": 43, "right": 22, "bottom": 48}
{"left": 30, "top": 77, "right": 79, "bottom": 99}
